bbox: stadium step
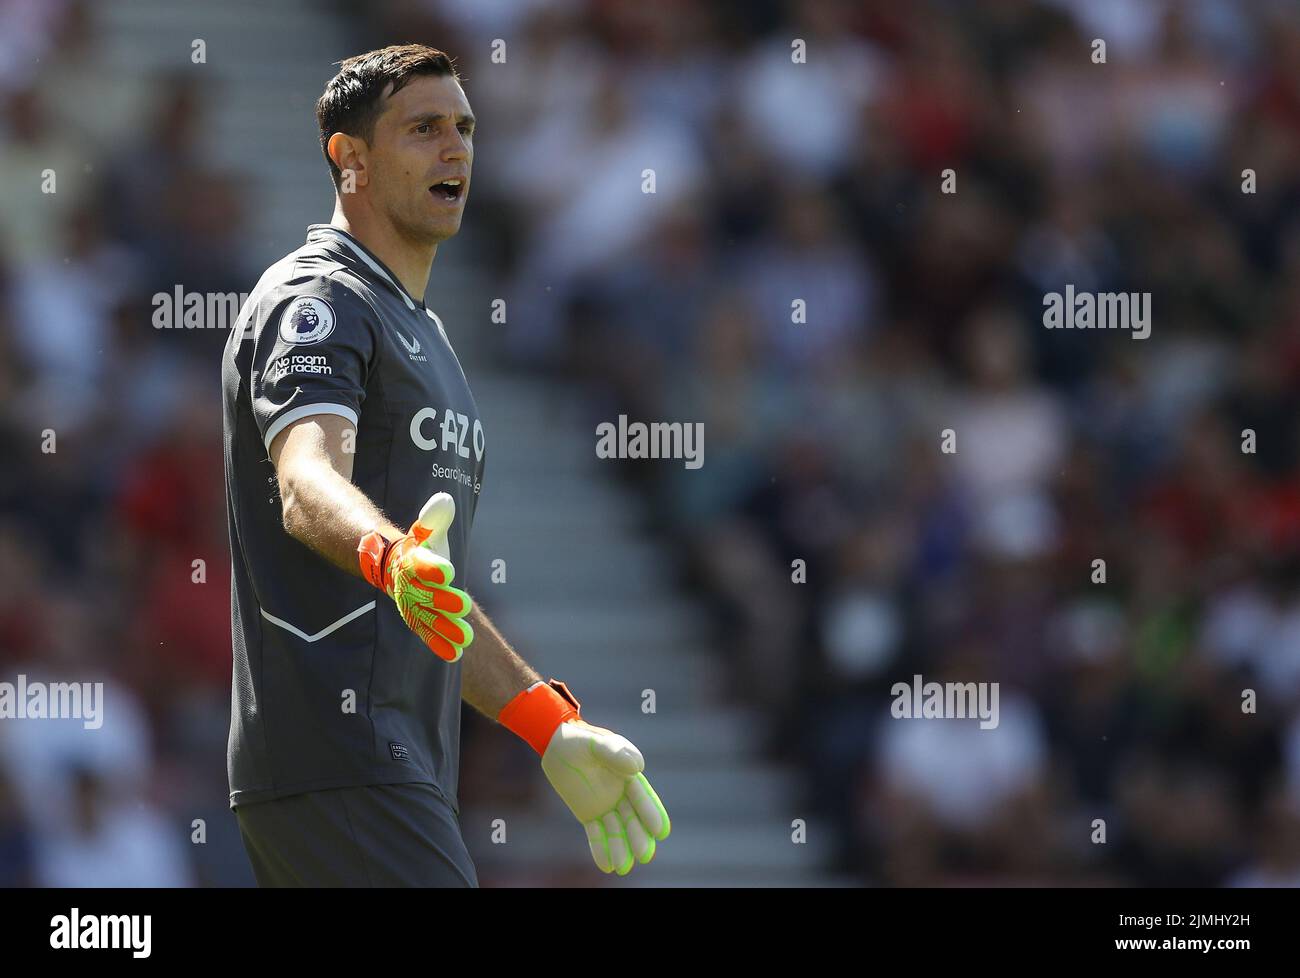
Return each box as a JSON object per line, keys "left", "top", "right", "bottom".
{"left": 95, "top": 0, "right": 357, "bottom": 270}
{"left": 460, "top": 368, "right": 841, "bottom": 886}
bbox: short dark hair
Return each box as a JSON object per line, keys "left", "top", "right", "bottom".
{"left": 316, "top": 44, "right": 459, "bottom": 190}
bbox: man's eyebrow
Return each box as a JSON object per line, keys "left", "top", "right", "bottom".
{"left": 403, "top": 111, "right": 476, "bottom": 127}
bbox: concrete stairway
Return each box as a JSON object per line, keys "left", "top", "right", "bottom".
{"left": 95, "top": 0, "right": 355, "bottom": 268}
{"left": 459, "top": 367, "right": 851, "bottom": 886}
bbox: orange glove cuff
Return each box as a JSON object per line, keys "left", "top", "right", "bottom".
{"left": 498, "top": 679, "right": 581, "bottom": 755}
{"left": 357, "top": 531, "right": 395, "bottom": 591}
{"left": 360, "top": 514, "right": 437, "bottom": 593}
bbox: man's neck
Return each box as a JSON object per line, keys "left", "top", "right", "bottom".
{"left": 330, "top": 203, "right": 437, "bottom": 303}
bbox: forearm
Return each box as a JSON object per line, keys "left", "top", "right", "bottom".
{"left": 460, "top": 600, "right": 541, "bottom": 719}
{"left": 280, "top": 456, "right": 403, "bottom": 575}
{"left": 458, "top": 599, "right": 671, "bottom": 875}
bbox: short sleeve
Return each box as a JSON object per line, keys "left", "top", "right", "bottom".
{"left": 250, "top": 278, "right": 379, "bottom": 453}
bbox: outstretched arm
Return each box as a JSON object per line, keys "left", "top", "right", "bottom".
{"left": 270, "top": 412, "right": 474, "bottom": 662}
{"left": 270, "top": 413, "right": 404, "bottom": 572}
{"left": 461, "top": 601, "right": 672, "bottom": 876}
{"left": 459, "top": 602, "right": 541, "bottom": 718}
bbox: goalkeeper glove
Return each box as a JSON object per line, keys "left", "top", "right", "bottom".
{"left": 499, "top": 679, "right": 671, "bottom": 875}
{"left": 357, "top": 492, "right": 474, "bottom": 662}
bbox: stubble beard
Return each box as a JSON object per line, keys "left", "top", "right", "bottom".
{"left": 395, "top": 197, "right": 456, "bottom": 252}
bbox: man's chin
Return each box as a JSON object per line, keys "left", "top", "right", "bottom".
{"left": 423, "top": 209, "right": 463, "bottom": 240}
{"left": 397, "top": 216, "right": 460, "bottom": 248}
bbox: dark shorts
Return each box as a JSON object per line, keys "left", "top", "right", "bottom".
{"left": 234, "top": 781, "right": 478, "bottom": 888}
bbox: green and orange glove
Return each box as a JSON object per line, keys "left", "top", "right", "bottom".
{"left": 358, "top": 492, "right": 474, "bottom": 662}
{"left": 499, "top": 680, "right": 671, "bottom": 875}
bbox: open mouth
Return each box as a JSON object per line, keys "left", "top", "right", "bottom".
{"left": 430, "top": 179, "right": 464, "bottom": 202}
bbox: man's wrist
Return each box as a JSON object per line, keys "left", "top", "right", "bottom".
{"left": 357, "top": 530, "right": 397, "bottom": 592}
{"left": 498, "top": 679, "right": 581, "bottom": 755}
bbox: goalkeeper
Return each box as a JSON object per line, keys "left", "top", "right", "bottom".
{"left": 222, "top": 44, "right": 668, "bottom": 886}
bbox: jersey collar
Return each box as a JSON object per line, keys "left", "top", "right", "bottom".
{"left": 307, "top": 224, "right": 426, "bottom": 313}
{"left": 306, "top": 224, "right": 452, "bottom": 343}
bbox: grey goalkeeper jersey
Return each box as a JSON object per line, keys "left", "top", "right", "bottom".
{"left": 221, "top": 224, "right": 486, "bottom": 812}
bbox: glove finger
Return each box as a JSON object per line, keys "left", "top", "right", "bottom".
{"left": 588, "top": 728, "right": 644, "bottom": 776}
{"left": 407, "top": 547, "right": 454, "bottom": 586}
{"left": 413, "top": 620, "right": 464, "bottom": 662}
{"left": 603, "top": 810, "right": 634, "bottom": 876}
{"left": 619, "top": 796, "right": 656, "bottom": 864}
{"left": 407, "top": 600, "right": 472, "bottom": 643}
{"left": 430, "top": 611, "right": 472, "bottom": 647}
{"left": 585, "top": 819, "right": 612, "bottom": 873}
{"left": 414, "top": 492, "right": 455, "bottom": 541}
{"left": 428, "top": 583, "right": 471, "bottom": 617}
{"left": 407, "top": 579, "right": 472, "bottom": 618}
{"left": 626, "top": 773, "right": 671, "bottom": 840}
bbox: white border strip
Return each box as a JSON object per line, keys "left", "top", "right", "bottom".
{"left": 263, "top": 402, "right": 359, "bottom": 452}
{"left": 260, "top": 601, "right": 377, "bottom": 643}
{"left": 320, "top": 227, "right": 416, "bottom": 310}
{"left": 426, "top": 308, "right": 450, "bottom": 343}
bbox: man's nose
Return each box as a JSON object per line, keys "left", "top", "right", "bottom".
{"left": 442, "top": 132, "right": 469, "bottom": 162}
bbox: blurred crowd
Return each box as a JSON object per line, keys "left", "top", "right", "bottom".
{"left": 2, "top": 0, "right": 1300, "bottom": 886}
{"left": 402, "top": 0, "right": 1300, "bottom": 886}
{"left": 0, "top": 0, "right": 248, "bottom": 886}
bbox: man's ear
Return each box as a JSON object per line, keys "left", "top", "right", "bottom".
{"left": 327, "top": 131, "right": 368, "bottom": 189}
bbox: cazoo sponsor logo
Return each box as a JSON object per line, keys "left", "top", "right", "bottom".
{"left": 409, "top": 407, "right": 485, "bottom": 461}
{"left": 410, "top": 407, "right": 485, "bottom": 494}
